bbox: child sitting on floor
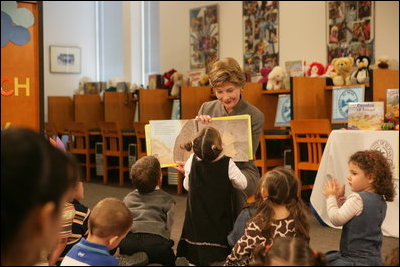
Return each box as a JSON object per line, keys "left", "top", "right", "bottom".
{"left": 323, "top": 150, "right": 395, "bottom": 266}
{"left": 61, "top": 198, "right": 132, "bottom": 266}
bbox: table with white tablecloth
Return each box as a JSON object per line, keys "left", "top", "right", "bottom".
{"left": 310, "top": 130, "right": 399, "bottom": 238}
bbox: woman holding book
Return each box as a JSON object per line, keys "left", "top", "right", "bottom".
{"left": 176, "top": 57, "right": 265, "bottom": 216}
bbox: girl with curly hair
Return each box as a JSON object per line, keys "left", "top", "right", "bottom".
{"left": 323, "top": 150, "right": 395, "bottom": 266}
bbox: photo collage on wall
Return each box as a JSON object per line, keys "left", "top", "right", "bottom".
{"left": 190, "top": 4, "right": 219, "bottom": 72}
{"left": 243, "top": 1, "right": 279, "bottom": 78}
{"left": 327, "top": 1, "right": 374, "bottom": 64}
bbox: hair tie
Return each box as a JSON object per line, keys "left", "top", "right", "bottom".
{"left": 313, "top": 250, "right": 319, "bottom": 256}
{"left": 265, "top": 244, "right": 272, "bottom": 252}
{"left": 368, "top": 153, "right": 373, "bottom": 158}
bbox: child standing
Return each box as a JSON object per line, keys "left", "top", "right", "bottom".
{"left": 323, "top": 150, "right": 395, "bottom": 266}
{"left": 224, "top": 167, "right": 310, "bottom": 266}
{"left": 61, "top": 198, "right": 132, "bottom": 266}
{"left": 177, "top": 126, "right": 247, "bottom": 266}
{"left": 119, "top": 156, "right": 176, "bottom": 266}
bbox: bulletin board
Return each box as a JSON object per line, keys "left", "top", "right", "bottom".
{"left": 243, "top": 1, "right": 279, "bottom": 78}
{"left": 1, "top": 1, "right": 43, "bottom": 132}
{"left": 327, "top": 1, "right": 374, "bottom": 64}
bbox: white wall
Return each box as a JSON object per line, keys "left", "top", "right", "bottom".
{"left": 160, "top": 1, "right": 400, "bottom": 73}
{"left": 43, "top": 1, "right": 97, "bottom": 121}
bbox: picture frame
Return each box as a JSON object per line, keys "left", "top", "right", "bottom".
{"left": 331, "top": 85, "right": 365, "bottom": 124}
{"left": 189, "top": 4, "right": 219, "bottom": 71}
{"left": 326, "top": 1, "right": 375, "bottom": 64}
{"left": 243, "top": 1, "right": 279, "bottom": 78}
{"left": 50, "top": 45, "right": 81, "bottom": 73}
{"left": 274, "top": 94, "right": 291, "bottom": 127}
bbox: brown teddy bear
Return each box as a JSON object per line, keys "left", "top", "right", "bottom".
{"left": 331, "top": 57, "right": 354, "bottom": 86}
{"left": 170, "top": 72, "right": 184, "bottom": 96}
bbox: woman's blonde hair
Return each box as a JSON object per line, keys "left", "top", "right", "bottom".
{"left": 208, "top": 57, "right": 246, "bottom": 89}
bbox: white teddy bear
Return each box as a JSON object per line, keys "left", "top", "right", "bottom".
{"left": 266, "top": 66, "right": 287, "bottom": 90}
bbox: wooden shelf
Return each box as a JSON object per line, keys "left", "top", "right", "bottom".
{"left": 167, "top": 96, "right": 180, "bottom": 100}
{"left": 325, "top": 83, "right": 369, "bottom": 90}
{"left": 129, "top": 97, "right": 138, "bottom": 102}
{"left": 261, "top": 89, "right": 290, "bottom": 94}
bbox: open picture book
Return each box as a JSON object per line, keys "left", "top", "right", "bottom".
{"left": 145, "top": 115, "right": 253, "bottom": 167}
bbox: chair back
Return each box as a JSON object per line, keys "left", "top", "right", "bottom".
{"left": 66, "top": 122, "right": 89, "bottom": 154}
{"left": 100, "top": 122, "right": 123, "bottom": 155}
{"left": 290, "top": 119, "right": 331, "bottom": 193}
{"left": 133, "top": 122, "right": 148, "bottom": 159}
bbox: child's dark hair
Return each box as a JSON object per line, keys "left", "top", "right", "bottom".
{"left": 1, "top": 128, "right": 73, "bottom": 258}
{"left": 251, "top": 237, "right": 327, "bottom": 266}
{"left": 130, "top": 156, "right": 161, "bottom": 194}
{"left": 256, "top": 167, "right": 310, "bottom": 241}
{"left": 349, "top": 150, "right": 395, "bottom": 201}
{"left": 182, "top": 126, "right": 223, "bottom": 162}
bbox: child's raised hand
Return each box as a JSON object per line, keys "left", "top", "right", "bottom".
{"left": 195, "top": 115, "right": 212, "bottom": 124}
{"left": 323, "top": 178, "right": 337, "bottom": 197}
{"left": 333, "top": 179, "right": 345, "bottom": 198}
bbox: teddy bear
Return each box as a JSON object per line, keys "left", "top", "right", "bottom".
{"left": 331, "top": 57, "right": 354, "bottom": 86}
{"left": 258, "top": 67, "right": 272, "bottom": 83}
{"left": 198, "top": 73, "right": 210, "bottom": 86}
{"left": 351, "top": 56, "right": 371, "bottom": 84}
{"left": 306, "top": 62, "right": 324, "bottom": 77}
{"left": 374, "top": 55, "right": 391, "bottom": 69}
{"left": 266, "top": 66, "right": 286, "bottom": 90}
{"left": 170, "top": 72, "right": 184, "bottom": 96}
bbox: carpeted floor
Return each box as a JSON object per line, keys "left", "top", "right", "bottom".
{"left": 81, "top": 180, "right": 398, "bottom": 261}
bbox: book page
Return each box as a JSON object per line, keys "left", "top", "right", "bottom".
{"left": 147, "top": 115, "right": 252, "bottom": 167}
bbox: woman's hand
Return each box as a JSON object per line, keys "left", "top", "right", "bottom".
{"left": 195, "top": 115, "right": 212, "bottom": 124}
{"left": 172, "top": 161, "right": 185, "bottom": 174}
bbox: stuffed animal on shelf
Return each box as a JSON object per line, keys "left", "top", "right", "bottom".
{"left": 258, "top": 67, "right": 272, "bottom": 83}
{"left": 75, "top": 76, "right": 91, "bottom": 94}
{"left": 198, "top": 73, "right": 210, "bottom": 86}
{"left": 351, "top": 56, "right": 371, "bottom": 84}
{"left": 375, "top": 56, "right": 391, "bottom": 69}
{"left": 306, "top": 62, "right": 324, "bottom": 77}
{"left": 170, "top": 72, "right": 184, "bottom": 96}
{"left": 266, "top": 66, "right": 286, "bottom": 90}
{"left": 163, "top": 68, "right": 177, "bottom": 90}
{"left": 331, "top": 57, "right": 354, "bottom": 86}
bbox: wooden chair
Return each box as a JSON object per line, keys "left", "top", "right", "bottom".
{"left": 100, "top": 122, "right": 129, "bottom": 186}
{"left": 66, "top": 122, "right": 95, "bottom": 182}
{"left": 45, "top": 122, "right": 58, "bottom": 139}
{"left": 133, "top": 122, "right": 148, "bottom": 160}
{"left": 290, "top": 119, "right": 331, "bottom": 195}
{"left": 255, "top": 132, "right": 291, "bottom": 176}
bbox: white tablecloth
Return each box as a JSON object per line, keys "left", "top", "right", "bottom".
{"left": 310, "top": 130, "right": 399, "bottom": 237}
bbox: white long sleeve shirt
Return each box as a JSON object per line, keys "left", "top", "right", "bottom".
{"left": 183, "top": 153, "right": 247, "bottom": 191}
{"left": 326, "top": 193, "right": 363, "bottom": 226}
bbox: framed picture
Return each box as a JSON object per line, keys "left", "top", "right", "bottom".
{"left": 274, "top": 94, "right": 291, "bottom": 127}
{"left": 190, "top": 4, "right": 219, "bottom": 71}
{"left": 243, "top": 1, "right": 279, "bottom": 78}
{"left": 332, "top": 85, "right": 365, "bottom": 124}
{"left": 50, "top": 46, "right": 81, "bottom": 73}
{"left": 326, "top": 1, "right": 374, "bottom": 64}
